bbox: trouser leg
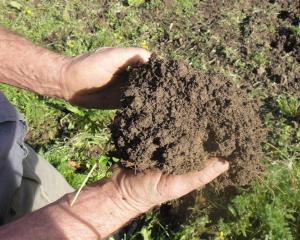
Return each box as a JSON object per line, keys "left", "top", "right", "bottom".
{"left": 4, "top": 145, "right": 74, "bottom": 224}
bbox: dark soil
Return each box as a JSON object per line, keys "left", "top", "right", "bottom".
{"left": 111, "top": 57, "right": 266, "bottom": 186}
{"left": 140, "top": 0, "right": 300, "bottom": 98}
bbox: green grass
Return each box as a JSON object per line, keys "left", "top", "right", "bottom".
{"left": 277, "top": 96, "right": 300, "bottom": 118}
{"left": 1, "top": 0, "right": 300, "bottom": 239}
{"left": 292, "top": 25, "right": 300, "bottom": 38}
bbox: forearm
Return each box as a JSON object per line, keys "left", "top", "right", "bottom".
{"left": 0, "top": 27, "right": 69, "bottom": 98}
{"left": 0, "top": 181, "right": 144, "bottom": 240}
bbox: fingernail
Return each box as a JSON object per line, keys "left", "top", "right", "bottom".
{"left": 213, "top": 159, "right": 230, "bottom": 173}
{"left": 143, "top": 51, "right": 151, "bottom": 62}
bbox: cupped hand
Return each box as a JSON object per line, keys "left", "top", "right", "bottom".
{"left": 60, "top": 47, "right": 150, "bottom": 109}
{"left": 80, "top": 157, "right": 229, "bottom": 238}
{"left": 111, "top": 158, "right": 229, "bottom": 213}
{"left": 24, "top": 158, "right": 228, "bottom": 239}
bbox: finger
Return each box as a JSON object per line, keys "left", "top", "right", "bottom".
{"left": 156, "top": 158, "right": 229, "bottom": 203}
{"left": 98, "top": 47, "right": 151, "bottom": 68}
{"left": 120, "top": 47, "right": 151, "bottom": 64}
{"left": 95, "top": 47, "right": 112, "bottom": 53}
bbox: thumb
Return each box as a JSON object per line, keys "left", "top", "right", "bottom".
{"left": 155, "top": 158, "right": 229, "bottom": 203}
{"left": 95, "top": 47, "right": 151, "bottom": 68}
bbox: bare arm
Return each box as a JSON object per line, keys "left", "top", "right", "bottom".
{"left": 0, "top": 179, "right": 135, "bottom": 240}
{"left": 0, "top": 27, "right": 150, "bottom": 108}
{"left": 0, "top": 159, "right": 228, "bottom": 240}
{"left": 0, "top": 27, "right": 68, "bottom": 98}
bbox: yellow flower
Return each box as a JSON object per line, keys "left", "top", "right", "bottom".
{"left": 66, "top": 40, "right": 75, "bottom": 49}
{"left": 140, "top": 40, "right": 149, "bottom": 50}
{"left": 219, "top": 231, "right": 225, "bottom": 240}
{"left": 24, "top": 7, "right": 33, "bottom": 15}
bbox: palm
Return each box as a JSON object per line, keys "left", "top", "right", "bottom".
{"left": 62, "top": 47, "right": 150, "bottom": 109}
{"left": 110, "top": 158, "right": 229, "bottom": 212}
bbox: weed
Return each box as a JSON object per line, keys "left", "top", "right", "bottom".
{"left": 277, "top": 96, "right": 300, "bottom": 118}
{"left": 127, "top": 0, "right": 145, "bottom": 7}
{"left": 292, "top": 25, "right": 300, "bottom": 38}
{"left": 251, "top": 50, "right": 268, "bottom": 67}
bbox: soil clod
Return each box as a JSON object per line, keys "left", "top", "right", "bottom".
{"left": 111, "top": 57, "right": 266, "bottom": 187}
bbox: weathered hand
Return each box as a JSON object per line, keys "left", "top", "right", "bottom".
{"left": 63, "top": 157, "right": 229, "bottom": 239}
{"left": 110, "top": 158, "right": 229, "bottom": 213}
{"left": 59, "top": 157, "right": 229, "bottom": 239}
{"left": 95, "top": 157, "right": 228, "bottom": 237}
{"left": 61, "top": 47, "right": 150, "bottom": 109}
{"left": 0, "top": 158, "right": 228, "bottom": 240}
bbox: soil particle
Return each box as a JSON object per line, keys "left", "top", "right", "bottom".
{"left": 111, "top": 57, "right": 266, "bottom": 186}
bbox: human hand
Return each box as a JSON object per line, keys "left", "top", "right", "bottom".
{"left": 0, "top": 158, "right": 228, "bottom": 240}
{"left": 60, "top": 158, "right": 229, "bottom": 239}
{"left": 109, "top": 158, "right": 229, "bottom": 212}
{"left": 60, "top": 47, "right": 150, "bottom": 109}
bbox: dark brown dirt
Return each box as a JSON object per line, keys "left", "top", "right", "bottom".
{"left": 111, "top": 57, "right": 266, "bottom": 186}
{"left": 139, "top": 0, "right": 300, "bottom": 98}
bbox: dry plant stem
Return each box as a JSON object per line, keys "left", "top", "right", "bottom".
{"left": 70, "top": 163, "right": 97, "bottom": 207}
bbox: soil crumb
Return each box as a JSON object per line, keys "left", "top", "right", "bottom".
{"left": 111, "top": 57, "right": 266, "bottom": 186}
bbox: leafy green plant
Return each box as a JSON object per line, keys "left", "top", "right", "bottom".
{"left": 176, "top": 0, "right": 196, "bottom": 16}
{"left": 130, "top": 212, "right": 171, "bottom": 240}
{"left": 292, "top": 25, "right": 300, "bottom": 38}
{"left": 173, "top": 216, "right": 209, "bottom": 240}
{"left": 251, "top": 50, "right": 268, "bottom": 67}
{"left": 218, "top": 160, "right": 300, "bottom": 239}
{"left": 277, "top": 95, "right": 300, "bottom": 118}
{"left": 127, "top": 0, "right": 145, "bottom": 7}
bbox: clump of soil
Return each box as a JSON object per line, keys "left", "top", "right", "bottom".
{"left": 111, "top": 57, "right": 266, "bottom": 186}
